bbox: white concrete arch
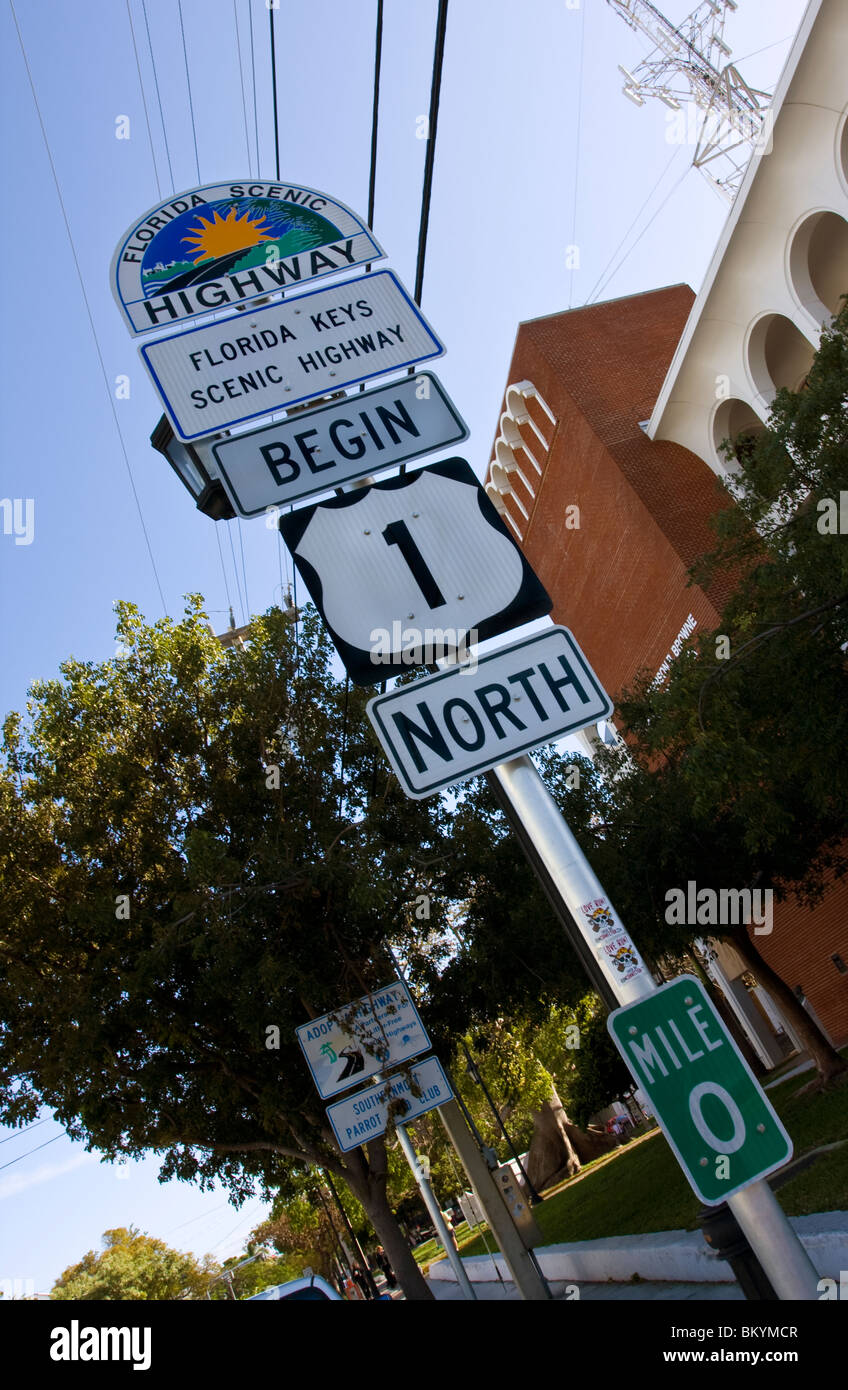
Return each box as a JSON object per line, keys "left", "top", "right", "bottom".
{"left": 744, "top": 310, "right": 816, "bottom": 411}
{"left": 710, "top": 397, "right": 767, "bottom": 476}
{"left": 787, "top": 207, "right": 848, "bottom": 329}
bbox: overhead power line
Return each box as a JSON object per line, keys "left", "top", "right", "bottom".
{"left": 567, "top": 0, "right": 586, "bottom": 309}
{"left": 177, "top": 0, "right": 201, "bottom": 182}
{"left": 367, "top": 0, "right": 384, "bottom": 231}
{"left": 0, "top": 1132, "right": 63, "bottom": 1173}
{"left": 126, "top": 0, "right": 162, "bottom": 199}
{"left": 141, "top": 0, "right": 175, "bottom": 190}
{"left": 9, "top": 0, "right": 169, "bottom": 617}
{"left": 0, "top": 1117, "right": 49, "bottom": 1146}
{"left": 412, "top": 0, "right": 450, "bottom": 308}
{"left": 233, "top": 0, "right": 254, "bottom": 179}
{"left": 269, "top": 2, "right": 281, "bottom": 181}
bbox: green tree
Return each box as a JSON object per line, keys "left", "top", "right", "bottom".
{"left": 590, "top": 302, "right": 848, "bottom": 1082}
{"left": 0, "top": 600, "right": 454, "bottom": 1300}
{"left": 50, "top": 1227, "right": 216, "bottom": 1301}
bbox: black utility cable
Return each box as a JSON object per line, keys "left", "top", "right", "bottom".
{"left": 367, "top": 0, "right": 384, "bottom": 231}
{"left": 0, "top": 1117, "right": 48, "bottom": 1146}
{"left": 0, "top": 1132, "right": 63, "bottom": 1173}
{"left": 413, "top": 0, "right": 449, "bottom": 308}
{"left": 270, "top": 2, "right": 281, "bottom": 180}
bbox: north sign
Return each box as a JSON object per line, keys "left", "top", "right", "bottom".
{"left": 326, "top": 1057, "right": 453, "bottom": 1153}
{"left": 367, "top": 627, "right": 613, "bottom": 798}
{"left": 278, "top": 458, "right": 552, "bottom": 685}
{"left": 211, "top": 373, "right": 468, "bottom": 516}
{"left": 295, "top": 980, "right": 430, "bottom": 1101}
{"left": 607, "top": 976, "right": 792, "bottom": 1204}
{"left": 111, "top": 180, "right": 384, "bottom": 335}
{"left": 138, "top": 270, "right": 444, "bottom": 442}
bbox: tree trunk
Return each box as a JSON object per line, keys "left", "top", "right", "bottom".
{"left": 525, "top": 1086, "right": 582, "bottom": 1194}
{"left": 730, "top": 930, "right": 846, "bottom": 1083}
{"left": 563, "top": 1120, "right": 620, "bottom": 1165}
{"left": 341, "top": 1142, "right": 434, "bottom": 1301}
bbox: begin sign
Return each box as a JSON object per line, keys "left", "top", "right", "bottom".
{"left": 608, "top": 976, "right": 792, "bottom": 1205}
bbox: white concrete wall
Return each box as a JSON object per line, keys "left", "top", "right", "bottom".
{"left": 650, "top": 0, "right": 848, "bottom": 477}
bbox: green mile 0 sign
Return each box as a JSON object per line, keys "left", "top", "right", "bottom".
{"left": 607, "top": 976, "right": 792, "bottom": 1205}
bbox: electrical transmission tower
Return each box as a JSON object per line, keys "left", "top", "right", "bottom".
{"left": 607, "top": 0, "right": 773, "bottom": 201}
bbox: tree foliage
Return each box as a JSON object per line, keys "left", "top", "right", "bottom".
{"left": 0, "top": 599, "right": 453, "bottom": 1298}
{"left": 50, "top": 1227, "right": 216, "bottom": 1302}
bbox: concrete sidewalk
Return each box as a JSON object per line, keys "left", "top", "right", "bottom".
{"left": 426, "top": 1212, "right": 847, "bottom": 1299}
{"left": 429, "top": 1276, "right": 745, "bottom": 1301}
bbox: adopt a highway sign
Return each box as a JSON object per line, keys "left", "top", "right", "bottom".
{"left": 367, "top": 627, "right": 613, "bottom": 798}
{"left": 211, "top": 373, "right": 468, "bottom": 516}
{"left": 295, "top": 980, "right": 430, "bottom": 1101}
{"left": 139, "top": 270, "right": 443, "bottom": 441}
{"left": 278, "top": 458, "right": 552, "bottom": 685}
{"left": 326, "top": 1056, "right": 453, "bottom": 1153}
{"left": 607, "top": 976, "right": 792, "bottom": 1205}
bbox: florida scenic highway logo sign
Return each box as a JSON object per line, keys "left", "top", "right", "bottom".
{"left": 110, "top": 180, "right": 385, "bottom": 335}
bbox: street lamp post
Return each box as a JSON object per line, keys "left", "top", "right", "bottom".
{"left": 150, "top": 416, "right": 236, "bottom": 522}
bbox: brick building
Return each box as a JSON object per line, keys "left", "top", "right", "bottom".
{"left": 483, "top": 0, "right": 848, "bottom": 1053}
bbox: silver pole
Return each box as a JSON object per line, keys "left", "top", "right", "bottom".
{"left": 492, "top": 752, "right": 820, "bottom": 1300}
{"left": 394, "top": 1121, "right": 477, "bottom": 1300}
{"left": 728, "top": 1182, "right": 820, "bottom": 1300}
{"left": 492, "top": 755, "right": 653, "bottom": 1005}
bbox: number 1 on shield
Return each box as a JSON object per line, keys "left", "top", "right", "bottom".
{"left": 382, "top": 521, "right": 446, "bottom": 609}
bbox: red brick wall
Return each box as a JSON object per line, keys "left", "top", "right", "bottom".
{"left": 488, "top": 286, "right": 848, "bottom": 1044}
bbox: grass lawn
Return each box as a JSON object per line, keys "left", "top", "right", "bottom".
{"left": 459, "top": 1062, "right": 848, "bottom": 1258}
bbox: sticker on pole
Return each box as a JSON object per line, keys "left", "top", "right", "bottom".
{"left": 607, "top": 976, "right": 792, "bottom": 1205}
{"left": 326, "top": 1057, "right": 453, "bottom": 1153}
{"left": 296, "top": 980, "right": 430, "bottom": 1100}
{"left": 111, "top": 179, "right": 384, "bottom": 335}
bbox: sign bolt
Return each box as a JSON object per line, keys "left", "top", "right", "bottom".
{"left": 628, "top": 1026, "right": 637, "bottom": 1035}
{"left": 699, "top": 1157, "right": 708, "bottom": 1166}
{"left": 363, "top": 529, "right": 371, "bottom": 535}
{"left": 684, "top": 996, "right": 694, "bottom": 1005}
{"left": 756, "top": 1123, "right": 766, "bottom": 1133}
{"left": 407, "top": 613, "right": 415, "bottom": 620}
{"left": 457, "top": 594, "right": 465, "bottom": 600}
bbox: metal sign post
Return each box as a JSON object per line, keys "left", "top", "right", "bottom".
{"left": 490, "top": 754, "right": 820, "bottom": 1301}
{"left": 393, "top": 1121, "right": 477, "bottom": 1302}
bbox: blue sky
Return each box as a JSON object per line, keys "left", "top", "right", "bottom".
{"left": 0, "top": 0, "right": 806, "bottom": 1295}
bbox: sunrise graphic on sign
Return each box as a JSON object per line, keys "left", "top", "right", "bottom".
{"left": 181, "top": 206, "right": 276, "bottom": 262}
{"left": 140, "top": 197, "right": 345, "bottom": 297}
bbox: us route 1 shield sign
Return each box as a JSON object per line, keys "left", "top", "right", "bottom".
{"left": 367, "top": 627, "right": 613, "bottom": 798}
{"left": 295, "top": 980, "right": 430, "bottom": 1101}
{"left": 607, "top": 976, "right": 792, "bottom": 1205}
{"left": 326, "top": 1056, "right": 453, "bottom": 1153}
{"left": 139, "top": 269, "right": 444, "bottom": 441}
{"left": 278, "top": 458, "right": 552, "bottom": 684}
{"left": 210, "top": 373, "right": 468, "bottom": 517}
{"left": 111, "top": 179, "right": 384, "bottom": 335}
